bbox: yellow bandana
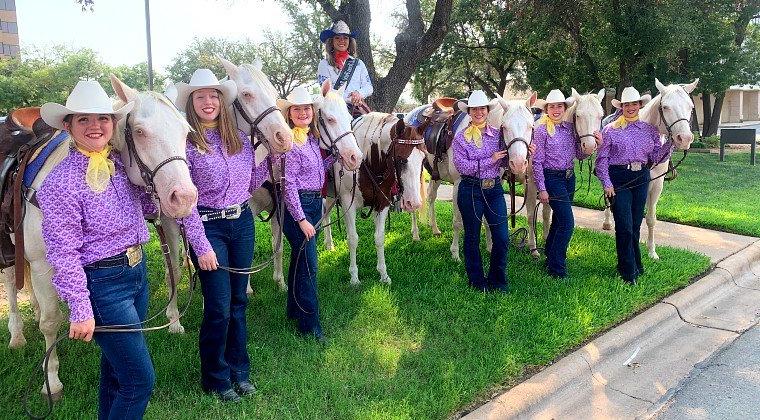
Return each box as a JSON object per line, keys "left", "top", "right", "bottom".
{"left": 612, "top": 114, "right": 639, "bottom": 130}
{"left": 292, "top": 126, "right": 309, "bottom": 146}
{"left": 464, "top": 122, "right": 487, "bottom": 148}
{"left": 538, "top": 114, "right": 563, "bottom": 136}
{"left": 200, "top": 121, "right": 218, "bottom": 130}
{"left": 77, "top": 145, "right": 115, "bottom": 193}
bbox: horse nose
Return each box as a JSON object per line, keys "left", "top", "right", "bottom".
{"left": 509, "top": 158, "right": 527, "bottom": 174}
{"left": 166, "top": 184, "right": 197, "bottom": 218}
{"left": 275, "top": 130, "right": 293, "bottom": 153}
{"left": 675, "top": 132, "right": 693, "bottom": 149}
{"left": 405, "top": 198, "right": 421, "bottom": 211}
{"left": 344, "top": 150, "right": 360, "bottom": 170}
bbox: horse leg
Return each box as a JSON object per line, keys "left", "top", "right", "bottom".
{"left": 542, "top": 205, "right": 552, "bottom": 241}
{"left": 603, "top": 207, "right": 613, "bottom": 230}
{"left": 646, "top": 177, "right": 664, "bottom": 260}
{"left": 450, "top": 180, "right": 462, "bottom": 261}
{"left": 344, "top": 200, "right": 360, "bottom": 286}
{"left": 3, "top": 266, "right": 26, "bottom": 348}
{"left": 271, "top": 215, "right": 286, "bottom": 291}
{"left": 524, "top": 179, "right": 539, "bottom": 258}
{"left": 428, "top": 179, "right": 442, "bottom": 236}
{"left": 161, "top": 218, "right": 186, "bottom": 334}
{"left": 30, "top": 260, "right": 64, "bottom": 399}
{"left": 411, "top": 211, "right": 420, "bottom": 241}
{"left": 374, "top": 207, "right": 392, "bottom": 284}
{"left": 322, "top": 197, "right": 335, "bottom": 251}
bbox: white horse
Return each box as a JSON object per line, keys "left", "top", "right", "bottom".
{"left": 321, "top": 110, "right": 425, "bottom": 286}
{"left": 526, "top": 89, "right": 605, "bottom": 257}
{"left": 602, "top": 79, "right": 698, "bottom": 259}
{"left": 409, "top": 91, "right": 538, "bottom": 260}
{"left": 160, "top": 57, "right": 297, "bottom": 334}
{"left": 3, "top": 75, "right": 198, "bottom": 399}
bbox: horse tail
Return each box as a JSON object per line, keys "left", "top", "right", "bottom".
{"left": 418, "top": 170, "right": 428, "bottom": 224}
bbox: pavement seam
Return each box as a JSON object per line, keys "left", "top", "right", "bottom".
{"left": 579, "top": 353, "right": 656, "bottom": 405}
{"left": 662, "top": 301, "right": 744, "bottom": 334}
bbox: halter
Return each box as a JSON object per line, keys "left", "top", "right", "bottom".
{"left": 233, "top": 99, "right": 280, "bottom": 151}
{"left": 123, "top": 115, "right": 188, "bottom": 198}
{"left": 318, "top": 110, "right": 354, "bottom": 161}
{"left": 573, "top": 112, "right": 597, "bottom": 144}
{"left": 658, "top": 103, "right": 690, "bottom": 141}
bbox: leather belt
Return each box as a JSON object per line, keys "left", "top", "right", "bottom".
{"left": 84, "top": 245, "right": 143, "bottom": 269}
{"left": 544, "top": 168, "right": 575, "bottom": 179}
{"left": 199, "top": 201, "right": 249, "bottom": 222}
{"left": 461, "top": 175, "right": 500, "bottom": 189}
{"left": 610, "top": 162, "right": 646, "bottom": 172}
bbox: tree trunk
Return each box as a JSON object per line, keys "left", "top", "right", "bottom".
{"left": 707, "top": 92, "right": 725, "bottom": 137}
{"left": 701, "top": 93, "right": 712, "bottom": 138}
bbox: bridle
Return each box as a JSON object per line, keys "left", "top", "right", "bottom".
{"left": 389, "top": 136, "right": 426, "bottom": 198}
{"left": 319, "top": 110, "right": 355, "bottom": 161}
{"left": 124, "top": 114, "right": 188, "bottom": 198}
{"left": 233, "top": 99, "right": 280, "bottom": 152}
{"left": 573, "top": 112, "right": 597, "bottom": 145}
{"left": 658, "top": 102, "right": 690, "bottom": 142}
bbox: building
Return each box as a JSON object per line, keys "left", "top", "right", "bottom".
{"left": 0, "top": 0, "right": 19, "bottom": 58}
{"left": 693, "top": 85, "right": 760, "bottom": 125}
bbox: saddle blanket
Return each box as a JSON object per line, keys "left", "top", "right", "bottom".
{"left": 23, "top": 131, "right": 68, "bottom": 188}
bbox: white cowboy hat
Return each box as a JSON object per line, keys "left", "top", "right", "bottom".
{"left": 276, "top": 86, "right": 323, "bottom": 120}
{"left": 611, "top": 86, "right": 651, "bottom": 109}
{"left": 319, "top": 20, "right": 358, "bottom": 43}
{"left": 457, "top": 90, "right": 497, "bottom": 112}
{"left": 40, "top": 80, "right": 134, "bottom": 130}
{"left": 533, "top": 89, "right": 574, "bottom": 109}
{"left": 174, "top": 68, "right": 237, "bottom": 112}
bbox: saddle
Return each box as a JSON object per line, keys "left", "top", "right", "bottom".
{"left": 422, "top": 98, "right": 465, "bottom": 180}
{"left": 0, "top": 108, "right": 56, "bottom": 289}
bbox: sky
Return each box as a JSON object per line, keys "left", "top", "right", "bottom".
{"left": 17, "top": 0, "right": 398, "bottom": 71}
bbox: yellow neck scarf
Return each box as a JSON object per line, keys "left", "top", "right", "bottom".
{"left": 612, "top": 114, "right": 639, "bottom": 130}
{"left": 292, "top": 126, "right": 309, "bottom": 146}
{"left": 464, "top": 122, "right": 487, "bottom": 148}
{"left": 77, "top": 145, "right": 115, "bottom": 193}
{"left": 200, "top": 120, "right": 218, "bottom": 130}
{"left": 538, "top": 114, "right": 563, "bottom": 136}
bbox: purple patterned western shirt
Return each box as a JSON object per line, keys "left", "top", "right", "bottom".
{"left": 38, "top": 148, "right": 157, "bottom": 323}
{"left": 281, "top": 133, "right": 334, "bottom": 221}
{"left": 595, "top": 121, "right": 672, "bottom": 189}
{"left": 452, "top": 125, "right": 505, "bottom": 179}
{"left": 532, "top": 122, "right": 589, "bottom": 192}
{"left": 181, "top": 128, "right": 270, "bottom": 255}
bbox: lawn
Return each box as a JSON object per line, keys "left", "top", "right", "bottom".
{"left": 564, "top": 151, "right": 760, "bottom": 237}
{"left": 1, "top": 202, "right": 710, "bottom": 419}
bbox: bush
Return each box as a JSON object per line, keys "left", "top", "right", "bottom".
{"left": 702, "top": 135, "right": 720, "bottom": 148}
{"left": 690, "top": 141, "right": 706, "bottom": 149}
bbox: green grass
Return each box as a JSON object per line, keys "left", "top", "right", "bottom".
{"left": 529, "top": 152, "right": 760, "bottom": 237}
{"left": 1, "top": 202, "right": 710, "bottom": 419}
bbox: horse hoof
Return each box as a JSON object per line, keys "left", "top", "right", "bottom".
{"left": 412, "top": 235, "right": 420, "bottom": 241}
{"left": 649, "top": 252, "right": 660, "bottom": 260}
{"left": 433, "top": 232, "right": 442, "bottom": 237}
{"left": 452, "top": 253, "right": 461, "bottom": 262}
{"left": 349, "top": 279, "right": 361, "bottom": 287}
{"left": 380, "top": 276, "right": 391, "bottom": 285}
{"left": 531, "top": 250, "right": 540, "bottom": 259}
{"left": 39, "top": 388, "right": 63, "bottom": 402}
{"left": 168, "top": 321, "right": 185, "bottom": 334}
{"left": 602, "top": 222, "right": 612, "bottom": 231}
{"left": 8, "top": 335, "right": 27, "bottom": 349}
{"left": 276, "top": 281, "right": 287, "bottom": 292}
{"left": 325, "top": 244, "right": 335, "bottom": 251}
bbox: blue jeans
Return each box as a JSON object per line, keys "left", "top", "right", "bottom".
{"left": 86, "top": 257, "right": 155, "bottom": 420}
{"left": 609, "top": 167, "right": 649, "bottom": 282}
{"left": 189, "top": 207, "right": 254, "bottom": 393}
{"left": 282, "top": 191, "right": 323, "bottom": 335}
{"left": 456, "top": 177, "right": 509, "bottom": 289}
{"left": 544, "top": 170, "right": 576, "bottom": 278}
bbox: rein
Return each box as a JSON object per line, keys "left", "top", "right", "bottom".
{"left": 124, "top": 115, "right": 188, "bottom": 196}
{"left": 233, "top": 99, "right": 279, "bottom": 151}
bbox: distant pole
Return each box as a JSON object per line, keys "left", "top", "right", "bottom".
{"left": 144, "top": 0, "right": 154, "bottom": 90}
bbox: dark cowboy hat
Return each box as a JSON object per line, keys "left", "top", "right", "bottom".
{"left": 319, "top": 20, "right": 358, "bottom": 43}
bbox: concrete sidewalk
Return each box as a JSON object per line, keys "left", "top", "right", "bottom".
{"left": 434, "top": 184, "right": 756, "bottom": 264}
{"left": 434, "top": 184, "right": 760, "bottom": 419}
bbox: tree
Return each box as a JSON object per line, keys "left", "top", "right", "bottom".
{"left": 312, "top": 0, "right": 454, "bottom": 112}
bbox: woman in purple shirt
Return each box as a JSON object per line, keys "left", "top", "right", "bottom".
{"left": 275, "top": 86, "right": 333, "bottom": 342}
{"left": 38, "top": 81, "right": 155, "bottom": 419}
{"left": 532, "top": 90, "right": 599, "bottom": 279}
{"left": 453, "top": 90, "right": 510, "bottom": 293}
{"left": 175, "top": 69, "right": 267, "bottom": 402}
{"left": 595, "top": 87, "right": 672, "bottom": 285}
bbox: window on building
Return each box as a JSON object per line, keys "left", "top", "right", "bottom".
{"left": 0, "top": 0, "right": 16, "bottom": 11}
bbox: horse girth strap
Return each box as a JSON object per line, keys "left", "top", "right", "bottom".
{"left": 359, "top": 144, "right": 395, "bottom": 213}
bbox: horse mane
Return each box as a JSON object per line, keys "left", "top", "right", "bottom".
{"left": 352, "top": 112, "right": 398, "bottom": 159}
{"left": 238, "top": 63, "right": 279, "bottom": 100}
{"left": 111, "top": 91, "right": 192, "bottom": 151}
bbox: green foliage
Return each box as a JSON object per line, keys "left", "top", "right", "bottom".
{"left": 0, "top": 202, "right": 709, "bottom": 418}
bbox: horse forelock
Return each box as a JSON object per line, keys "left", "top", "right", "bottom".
{"left": 238, "top": 63, "right": 279, "bottom": 101}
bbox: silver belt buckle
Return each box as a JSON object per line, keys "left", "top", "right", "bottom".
{"left": 225, "top": 204, "right": 242, "bottom": 219}
{"left": 565, "top": 169, "right": 574, "bottom": 179}
{"left": 482, "top": 178, "right": 495, "bottom": 189}
{"left": 630, "top": 162, "right": 643, "bottom": 171}
{"left": 127, "top": 245, "right": 142, "bottom": 267}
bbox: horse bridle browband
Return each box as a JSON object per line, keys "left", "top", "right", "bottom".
{"left": 318, "top": 111, "right": 354, "bottom": 161}
{"left": 124, "top": 115, "right": 188, "bottom": 196}
{"left": 233, "top": 99, "right": 280, "bottom": 151}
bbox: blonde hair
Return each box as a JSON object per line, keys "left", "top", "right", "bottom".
{"left": 324, "top": 37, "right": 357, "bottom": 68}
{"left": 185, "top": 90, "right": 242, "bottom": 155}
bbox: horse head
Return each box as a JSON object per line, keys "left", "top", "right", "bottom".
{"left": 644, "top": 78, "right": 699, "bottom": 151}
{"left": 391, "top": 120, "right": 426, "bottom": 211}
{"left": 492, "top": 92, "right": 537, "bottom": 176}
{"left": 111, "top": 75, "right": 197, "bottom": 219}
{"left": 218, "top": 56, "right": 293, "bottom": 155}
{"left": 569, "top": 88, "right": 605, "bottom": 155}
{"left": 314, "top": 80, "right": 362, "bottom": 171}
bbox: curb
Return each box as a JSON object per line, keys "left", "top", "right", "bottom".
{"left": 462, "top": 239, "right": 760, "bottom": 419}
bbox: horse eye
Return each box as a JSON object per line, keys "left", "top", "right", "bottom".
{"left": 136, "top": 129, "right": 145, "bottom": 136}
{"left": 328, "top": 117, "right": 337, "bottom": 124}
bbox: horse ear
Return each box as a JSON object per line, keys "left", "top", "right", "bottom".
{"left": 321, "top": 79, "right": 332, "bottom": 97}
{"left": 655, "top": 78, "right": 667, "bottom": 93}
{"left": 571, "top": 88, "right": 581, "bottom": 100}
{"left": 111, "top": 74, "right": 137, "bottom": 103}
{"left": 525, "top": 91, "right": 537, "bottom": 108}
{"left": 252, "top": 58, "right": 263, "bottom": 71}
{"left": 596, "top": 88, "right": 605, "bottom": 102}
{"left": 683, "top": 78, "right": 699, "bottom": 94}
{"left": 218, "top": 56, "right": 239, "bottom": 79}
